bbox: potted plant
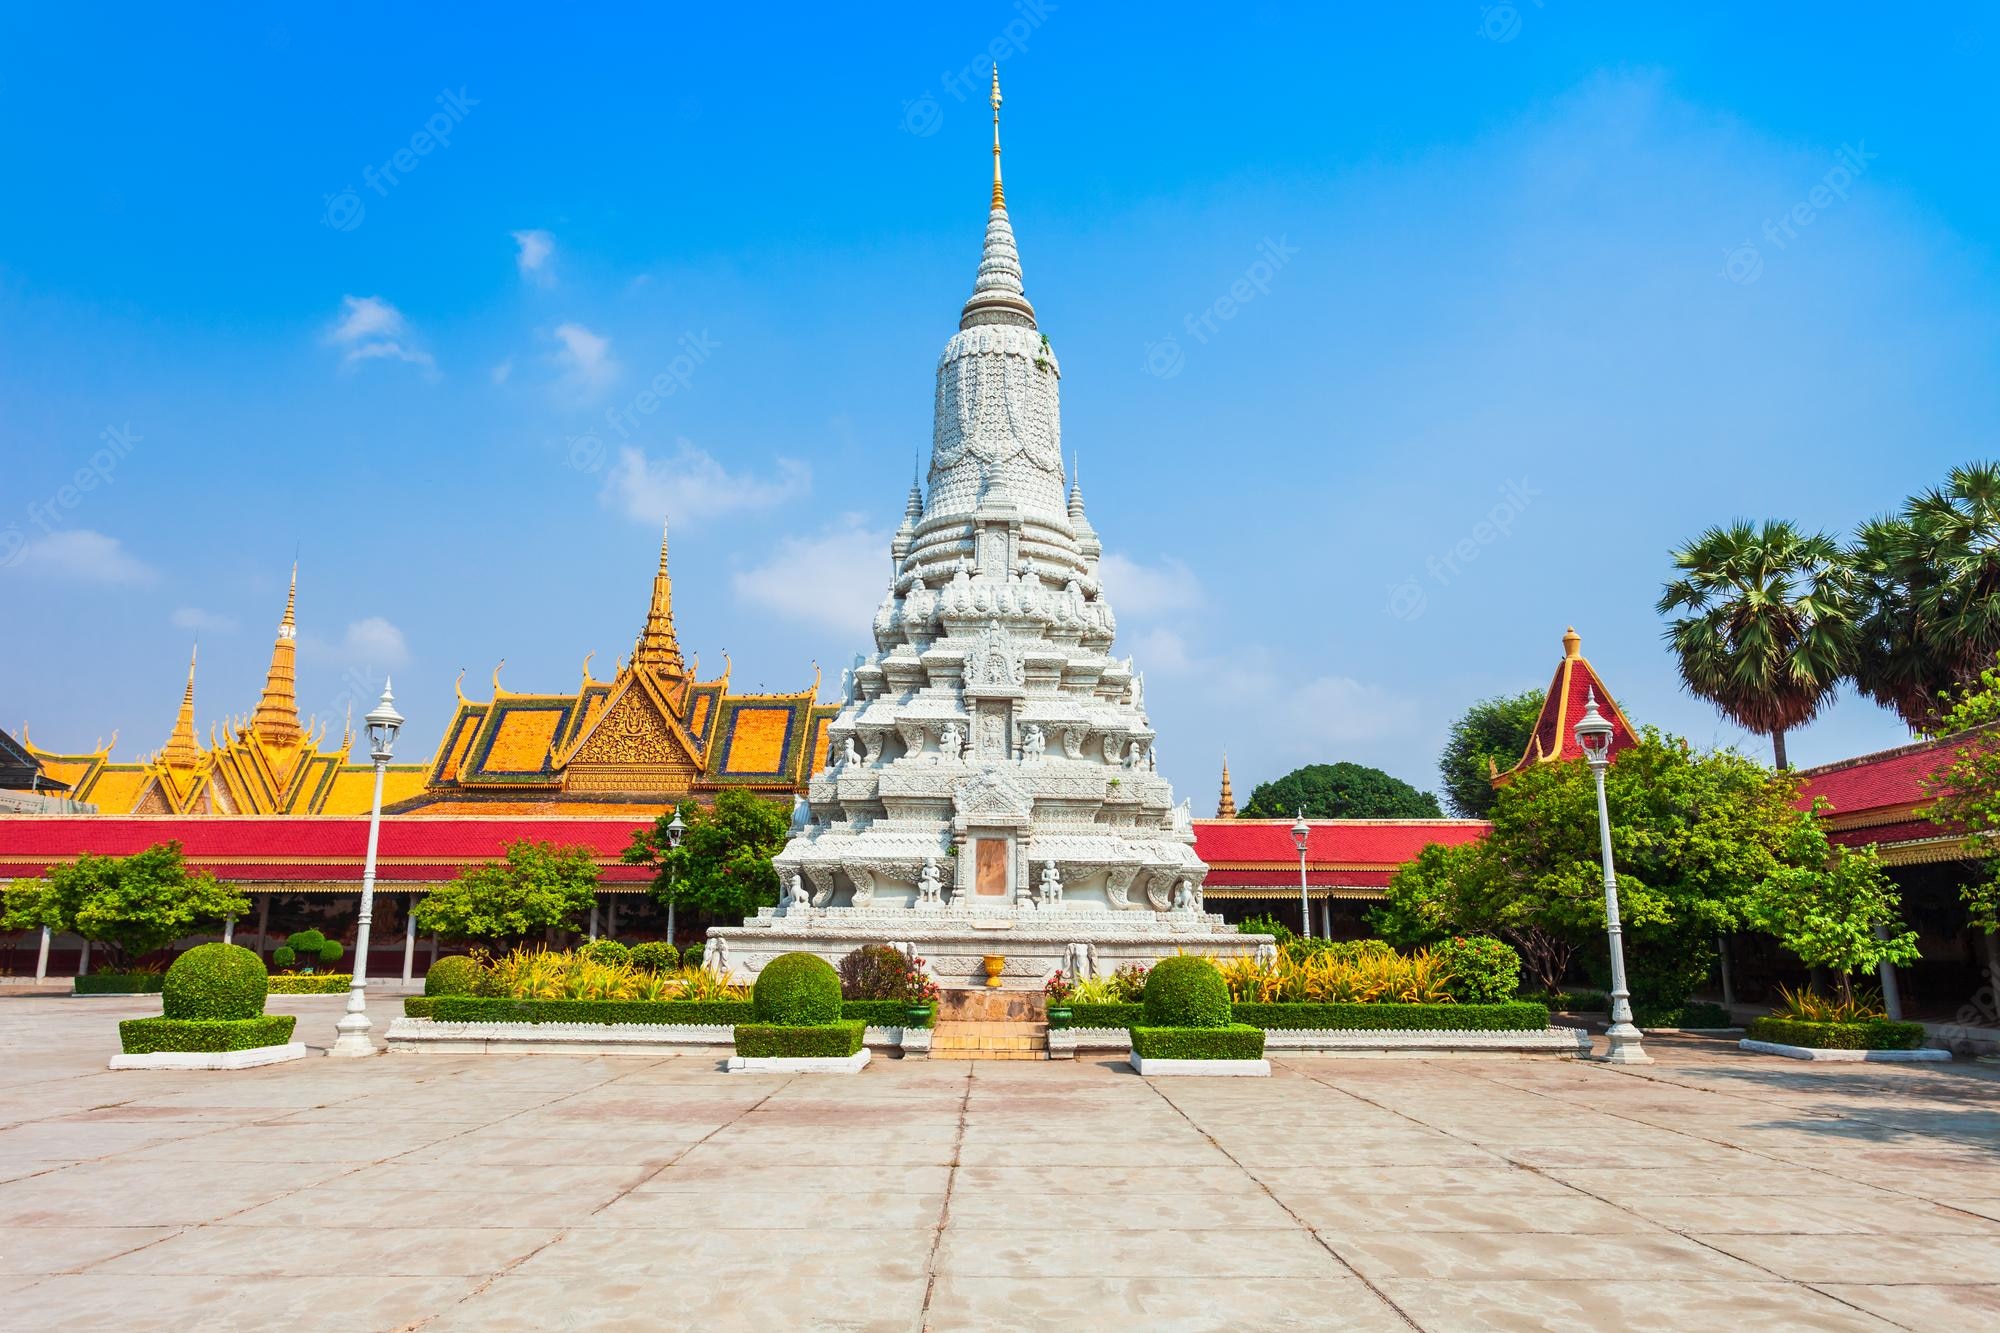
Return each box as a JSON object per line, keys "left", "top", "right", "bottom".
{"left": 1044, "top": 968, "right": 1074, "bottom": 1027}
{"left": 904, "top": 969, "right": 940, "bottom": 1028}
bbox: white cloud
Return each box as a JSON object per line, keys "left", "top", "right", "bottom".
{"left": 324, "top": 295, "right": 434, "bottom": 373}
{"left": 600, "top": 440, "right": 810, "bottom": 525}
{"left": 552, "top": 321, "right": 618, "bottom": 397}
{"left": 170, "top": 606, "right": 238, "bottom": 632}
{"left": 490, "top": 358, "right": 513, "bottom": 385}
{"left": 1099, "top": 552, "right": 1203, "bottom": 617}
{"left": 512, "top": 228, "right": 555, "bottom": 284}
{"left": 339, "top": 616, "right": 409, "bottom": 667}
{"left": 2, "top": 529, "right": 156, "bottom": 585}
{"left": 732, "top": 515, "right": 889, "bottom": 633}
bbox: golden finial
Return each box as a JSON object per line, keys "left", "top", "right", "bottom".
{"left": 281, "top": 562, "right": 298, "bottom": 634}
{"left": 658, "top": 517, "right": 670, "bottom": 574}
{"left": 1562, "top": 626, "right": 1582, "bottom": 660}
{"left": 453, "top": 668, "right": 468, "bottom": 706}
{"left": 492, "top": 659, "right": 507, "bottom": 696}
{"left": 990, "top": 64, "right": 1005, "bottom": 209}
{"left": 579, "top": 650, "right": 596, "bottom": 685}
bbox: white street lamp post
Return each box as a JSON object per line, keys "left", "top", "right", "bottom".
{"left": 1575, "top": 689, "right": 1650, "bottom": 1065}
{"left": 1291, "top": 811, "right": 1312, "bottom": 942}
{"left": 331, "top": 680, "right": 403, "bottom": 1059}
{"left": 663, "top": 808, "right": 687, "bottom": 947}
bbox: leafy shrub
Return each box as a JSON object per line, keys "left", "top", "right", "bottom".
{"left": 1635, "top": 1000, "right": 1733, "bottom": 1029}
{"left": 1217, "top": 949, "right": 1453, "bottom": 1004}
{"left": 1063, "top": 1002, "right": 1145, "bottom": 1028}
{"left": 733, "top": 1019, "right": 866, "bottom": 1059}
{"left": 1238, "top": 913, "right": 1294, "bottom": 944}
{"left": 839, "top": 945, "right": 919, "bottom": 1000}
{"left": 1130, "top": 1024, "right": 1266, "bottom": 1060}
{"left": 424, "top": 955, "right": 486, "bottom": 996}
{"left": 1747, "top": 1016, "right": 1926, "bottom": 1050}
{"left": 839, "top": 999, "right": 933, "bottom": 1028}
{"left": 1143, "top": 956, "right": 1232, "bottom": 1028}
{"left": 1774, "top": 983, "right": 1885, "bottom": 1023}
{"left": 1285, "top": 937, "right": 1393, "bottom": 964}
{"left": 73, "top": 973, "right": 167, "bottom": 995}
{"left": 267, "top": 974, "right": 351, "bottom": 994}
{"left": 1432, "top": 936, "right": 1521, "bottom": 1004}
{"left": 579, "top": 939, "right": 631, "bottom": 966}
{"left": 629, "top": 941, "right": 680, "bottom": 973}
{"left": 281, "top": 930, "right": 344, "bottom": 971}
{"left": 753, "top": 952, "right": 841, "bottom": 1025}
{"left": 426, "top": 996, "right": 756, "bottom": 1025}
{"left": 161, "top": 942, "right": 267, "bottom": 1020}
{"left": 118, "top": 1014, "right": 296, "bottom": 1054}
{"left": 272, "top": 946, "right": 297, "bottom": 969}
{"left": 1069, "top": 964, "right": 1148, "bottom": 1004}
{"left": 680, "top": 942, "right": 704, "bottom": 970}
{"left": 1228, "top": 1001, "right": 1552, "bottom": 1031}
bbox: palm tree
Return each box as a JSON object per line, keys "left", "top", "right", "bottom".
{"left": 1852, "top": 463, "right": 2000, "bottom": 733}
{"left": 1657, "top": 520, "right": 1857, "bottom": 769}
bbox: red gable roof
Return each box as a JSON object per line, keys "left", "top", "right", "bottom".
{"left": 1193, "top": 818, "right": 1487, "bottom": 866}
{"left": 0, "top": 815, "right": 659, "bottom": 884}
{"left": 1794, "top": 738, "right": 1944, "bottom": 817}
{"left": 1494, "top": 627, "right": 1637, "bottom": 785}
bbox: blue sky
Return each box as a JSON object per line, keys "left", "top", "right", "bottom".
{"left": 4, "top": 4, "right": 1996, "bottom": 805}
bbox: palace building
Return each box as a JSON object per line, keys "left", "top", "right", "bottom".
{"left": 22, "top": 526, "right": 837, "bottom": 818}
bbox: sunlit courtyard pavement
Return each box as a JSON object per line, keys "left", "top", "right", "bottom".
{"left": 2, "top": 996, "right": 1999, "bottom": 1331}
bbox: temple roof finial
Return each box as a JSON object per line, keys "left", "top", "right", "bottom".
{"left": 251, "top": 564, "right": 303, "bottom": 747}
{"left": 160, "top": 643, "right": 202, "bottom": 769}
{"left": 991, "top": 64, "right": 1005, "bottom": 209}
{"left": 1563, "top": 625, "right": 1582, "bottom": 660}
{"left": 1217, "top": 751, "right": 1237, "bottom": 818}
{"left": 658, "top": 517, "right": 671, "bottom": 575}
{"left": 634, "top": 518, "right": 686, "bottom": 677}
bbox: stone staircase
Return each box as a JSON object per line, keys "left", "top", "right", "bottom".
{"left": 929, "top": 989, "right": 1049, "bottom": 1061}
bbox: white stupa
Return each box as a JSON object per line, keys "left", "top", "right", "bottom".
{"left": 708, "top": 71, "right": 1269, "bottom": 988}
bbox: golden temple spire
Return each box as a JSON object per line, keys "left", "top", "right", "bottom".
{"left": 633, "top": 518, "right": 686, "bottom": 677}
{"left": 1217, "top": 752, "right": 1237, "bottom": 819}
{"left": 159, "top": 644, "right": 202, "bottom": 769}
{"left": 990, "top": 64, "right": 1005, "bottom": 209}
{"left": 250, "top": 563, "right": 303, "bottom": 747}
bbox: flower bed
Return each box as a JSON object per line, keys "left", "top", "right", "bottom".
{"left": 1129, "top": 1024, "right": 1265, "bottom": 1061}
{"left": 403, "top": 995, "right": 932, "bottom": 1028}
{"left": 1746, "top": 1016, "right": 1926, "bottom": 1050}
{"left": 1051, "top": 1000, "right": 1549, "bottom": 1032}
{"left": 74, "top": 973, "right": 165, "bottom": 995}
{"left": 733, "top": 1019, "right": 866, "bottom": 1059}
{"left": 118, "top": 1015, "right": 297, "bottom": 1054}
{"left": 268, "top": 974, "right": 352, "bottom": 995}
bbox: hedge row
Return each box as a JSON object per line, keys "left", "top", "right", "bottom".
{"left": 1055, "top": 1000, "right": 1549, "bottom": 1032}
{"left": 733, "top": 1020, "right": 866, "bottom": 1059}
{"left": 118, "top": 1015, "right": 297, "bottom": 1054}
{"left": 403, "top": 996, "right": 931, "bottom": 1027}
{"left": 1130, "top": 1025, "right": 1266, "bottom": 1061}
{"left": 268, "top": 974, "right": 352, "bottom": 994}
{"left": 1747, "top": 1017, "right": 1927, "bottom": 1051}
{"left": 74, "top": 974, "right": 165, "bottom": 995}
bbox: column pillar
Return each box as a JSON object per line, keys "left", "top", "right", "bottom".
{"left": 223, "top": 916, "right": 235, "bottom": 945}
{"left": 1875, "top": 923, "right": 1904, "bottom": 1021}
{"left": 79, "top": 939, "right": 91, "bottom": 977}
{"left": 1320, "top": 898, "right": 1331, "bottom": 940}
{"left": 403, "top": 896, "right": 418, "bottom": 984}
{"left": 427, "top": 933, "right": 438, "bottom": 969}
{"left": 256, "top": 893, "right": 271, "bottom": 953}
{"left": 608, "top": 897, "right": 619, "bottom": 939}
{"left": 588, "top": 900, "right": 600, "bottom": 941}
{"left": 35, "top": 926, "right": 50, "bottom": 982}
{"left": 1717, "top": 934, "right": 1736, "bottom": 1009}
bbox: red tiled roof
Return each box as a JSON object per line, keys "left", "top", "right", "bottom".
{"left": 0, "top": 815, "right": 658, "bottom": 883}
{"left": 1494, "top": 629, "right": 1638, "bottom": 785}
{"left": 1795, "top": 739, "right": 1945, "bottom": 816}
{"left": 1193, "top": 818, "right": 1487, "bottom": 868}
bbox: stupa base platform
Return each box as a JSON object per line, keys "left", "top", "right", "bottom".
{"left": 708, "top": 907, "right": 1272, "bottom": 990}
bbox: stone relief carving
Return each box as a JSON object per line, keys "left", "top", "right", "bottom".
{"left": 937, "top": 721, "right": 966, "bottom": 761}
{"left": 1061, "top": 726, "right": 1087, "bottom": 760}
{"left": 802, "top": 864, "right": 837, "bottom": 909}
{"left": 1064, "top": 940, "right": 1096, "bottom": 981}
{"left": 1145, "top": 870, "right": 1176, "bottom": 912}
{"left": 1103, "top": 865, "right": 1138, "bottom": 910}
{"left": 1022, "top": 723, "right": 1046, "bottom": 762}
{"left": 1037, "top": 859, "right": 1063, "bottom": 907}
{"left": 916, "top": 858, "right": 945, "bottom": 908}
{"left": 782, "top": 872, "right": 813, "bottom": 915}
{"left": 849, "top": 867, "right": 876, "bottom": 908}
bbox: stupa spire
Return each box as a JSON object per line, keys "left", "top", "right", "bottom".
{"left": 633, "top": 518, "right": 686, "bottom": 676}
{"left": 1217, "top": 753, "right": 1236, "bottom": 818}
{"left": 959, "top": 65, "right": 1035, "bottom": 331}
{"left": 250, "top": 564, "right": 303, "bottom": 747}
{"left": 160, "top": 644, "right": 202, "bottom": 769}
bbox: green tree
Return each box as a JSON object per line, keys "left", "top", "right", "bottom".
{"left": 1, "top": 841, "right": 247, "bottom": 969}
{"left": 1438, "top": 688, "right": 1544, "bottom": 818}
{"left": 1240, "top": 762, "right": 1442, "bottom": 820}
{"left": 1918, "top": 656, "right": 2000, "bottom": 979}
{"left": 1747, "top": 825, "right": 1918, "bottom": 1006}
{"left": 1851, "top": 462, "right": 2000, "bottom": 732}
{"left": 413, "top": 839, "right": 599, "bottom": 945}
{"left": 624, "top": 788, "right": 789, "bottom": 923}
{"left": 1376, "top": 730, "right": 1808, "bottom": 1002}
{"left": 1658, "top": 519, "right": 1857, "bottom": 770}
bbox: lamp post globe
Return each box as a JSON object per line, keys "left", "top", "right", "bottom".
{"left": 1291, "top": 811, "right": 1312, "bottom": 941}
{"left": 331, "top": 679, "right": 402, "bottom": 1059}
{"left": 1576, "top": 689, "right": 1650, "bottom": 1065}
{"left": 663, "top": 807, "right": 688, "bottom": 948}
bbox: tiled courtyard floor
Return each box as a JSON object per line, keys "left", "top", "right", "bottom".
{"left": 2, "top": 995, "right": 1999, "bottom": 1330}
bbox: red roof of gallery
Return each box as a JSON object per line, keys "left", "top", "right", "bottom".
{"left": 1193, "top": 818, "right": 1489, "bottom": 866}
{"left": 1793, "top": 737, "right": 1946, "bottom": 815}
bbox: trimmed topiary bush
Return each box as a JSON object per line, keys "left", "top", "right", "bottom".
{"left": 271, "top": 946, "right": 297, "bottom": 969}
{"left": 1637, "top": 1000, "right": 1733, "bottom": 1029}
{"left": 1143, "top": 956, "right": 1232, "bottom": 1028}
{"left": 267, "top": 974, "right": 351, "bottom": 995}
{"left": 1747, "top": 1016, "right": 1926, "bottom": 1050}
{"left": 1130, "top": 1024, "right": 1265, "bottom": 1060}
{"left": 579, "top": 939, "right": 631, "bottom": 966}
{"left": 278, "top": 929, "right": 344, "bottom": 972}
{"left": 161, "top": 943, "right": 268, "bottom": 1020}
{"left": 1432, "top": 935, "right": 1521, "bottom": 1004}
{"left": 680, "top": 941, "right": 704, "bottom": 970}
{"left": 118, "top": 1014, "right": 296, "bottom": 1054}
{"left": 73, "top": 973, "right": 167, "bottom": 995}
{"left": 629, "top": 941, "right": 680, "bottom": 973}
{"left": 753, "top": 952, "right": 841, "bottom": 1026}
{"left": 424, "top": 955, "right": 485, "bottom": 997}
{"left": 733, "top": 1020, "right": 866, "bottom": 1059}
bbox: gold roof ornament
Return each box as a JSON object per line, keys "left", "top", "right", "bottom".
{"left": 159, "top": 644, "right": 203, "bottom": 769}
{"left": 1217, "top": 752, "right": 1237, "bottom": 819}
{"left": 990, "top": 64, "right": 1005, "bottom": 209}
{"left": 250, "top": 563, "right": 303, "bottom": 747}
{"left": 633, "top": 517, "right": 687, "bottom": 677}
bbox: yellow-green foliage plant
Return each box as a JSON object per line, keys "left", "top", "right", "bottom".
{"left": 1773, "top": 982, "right": 1885, "bottom": 1024}
{"left": 483, "top": 948, "right": 749, "bottom": 1003}
{"left": 1219, "top": 948, "right": 1455, "bottom": 1005}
